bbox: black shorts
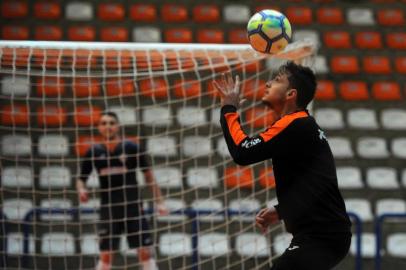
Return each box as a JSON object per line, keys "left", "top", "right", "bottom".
{"left": 270, "top": 233, "right": 351, "bottom": 270}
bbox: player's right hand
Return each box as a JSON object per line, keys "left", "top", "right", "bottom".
{"left": 255, "top": 207, "right": 279, "bottom": 234}
{"left": 78, "top": 188, "right": 89, "bottom": 203}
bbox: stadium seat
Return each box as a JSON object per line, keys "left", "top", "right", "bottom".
{"left": 199, "top": 233, "right": 230, "bottom": 256}
{"left": 2, "top": 198, "right": 32, "bottom": 220}
{"left": 81, "top": 234, "right": 99, "bottom": 255}
{"left": 391, "top": 138, "right": 406, "bottom": 158}
{"left": 182, "top": 136, "right": 212, "bottom": 157}
{"left": 142, "top": 107, "right": 172, "bottom": 127}
{"left": 79, "top": 198, "right": 100, "bottom": 220}
{"left": 210, "top": 108, "right": 221, "bottom": 127}
{"left": 41, "top": 233, "right": 75, "bottom": 255}
{"left": 293, "top": 30, "right": 320, "bottom": 47}
{"left": 164, "top": 28, "right": 193, "bottom": 43}
{"left": 228, "top": 29, "right": 248, "bottom": 44}
{"left": 367, "top": 167, "right": 399, "bottom": 189}
{"left": 377, "top": 9, "right": 405, "bottom": 26}
{"left": 2, "top": 166, "right": 32, "bottom": 188}
{"left": 2, "top": 134, "right": 31, "bottom": 156}
{"left": 40, "top": 198, "right": 73, "bottom": 221}
{"left": 331, "top": 56, "right": 360, "bottom": 74}
{"left": 242, "top": 78, "right": 266, "bottom": 100}
{"left": 34, "top": 25, "right": 62, "bottom": 40}
{"left": 109, "top": 106, "right": 137, "bottom": 126}
{"left": 39, "top": 166, "right": 71, "bottom": 189}
{"left": 75, "top": 135, "right": 103, "bottom": 156}
{"left": 350, "top": 233, "right": 375, "bottom": 258}
{"left": 65, "top": 2, "right": 93, "bottom": 20}
{"left": 34, "top": 1, "right": 61, "bottom": 19}
{"left": 347, "top": 8, "right": 375, "bottom": 25}
{"left": 316, "top": 7, "right": 344, "bottom": 25}
{"left": 174, "top": 80, "right": 201, "bottom": 98}
{"left": 235, "top": 233, "right": 270, "bottom": 257}
{"left": 106, "top": 78, "right": 135, "bottom": 96}
{"left": 339, "top": 81, "right": 369, "bottom": 100}
{"left": 193, "top": 4, "right": 220, "bottom": 23}
{"left": 37, "top": 105, "right": 67, "bottom": 127}
{"left": 187, "top": 167, "right": 218, "bottom": 188}
{"left": 152, "top": 167, "right": 181, "bottom": 187}
{"left": 1, "top": 0, "right": 28, "bottom": 18}
{"left": 245, "top": 107, "right": 276, "bottom": 128}
{"left": 2, "top": 25, "right": 29, "bottom": 40}
{"left": 1, "top": 76, "right": 30, "bottom": 96}
{"left": 1, "top": 104, "right": 29, "bottom": 126}
{"left": 229, "top": 199, "right": 260, "bottom": 222}
{"left": 119, "top": 235, "right": 138, "bottom": 257}
{"left": 139, "top": 77, "right": 168, "bottom": 98}
{"left": 223, "top": 5, "right": 250, "bottom": 23}
{"left": 258, "top": 167, "right": 276, "bottom": 188}
{"left": 328, "top": 137, "right": 354, "bottom": 158}
{"left": 387, "top": 234, "right": 406, "bottom": 258}
{"left": 36, "top": 77, "right": 65, "bottom": 96}
{"left": 285, "top": 7, "right": 312, "bottom": 25}
{"left": 156, "top": 199, "right": 186, "bottom": 222}
{"left": 395, "top": 56, "right": 406, "bottom": 74}
{"left": 67, "top": 26, "right": 96, "bottom": 41}
{"left": 191, "top": 199, "right": 224, "bottom": 222}
{"left": 130, "top": 4, "right": 157, "bottom": 21}
{"left": 355, "top": 32, "right": 383, "bottom": 49}
{"left": 345, "top": 199, "right": 373, "bottom": 222}
{"left": 314, "top": 108, "right": 344, "bottom": 130}
{"left": 314, "top": 80, "right": 336, "bottom": 100}
{"left": 403, "top": 169, "right": 406, "bottom": 188}
{"left": 273, "top": 233, "right": 293, "bottom": 255}
{"left": 197, "top": 29, "right": 224, "bottom": 43}
{"left": 7, "top": 233, "right": 35, "bottom": 255}
{"left": 73, "top": 78, "right": 100, "bottom": 97}
{"left": 314, "top": 55, "right": 329, "bottom": 74}
{"left": 224, "top": 166, "right": 254, "bottom": 189}
{"left": 381, "top": 109, "right": 406, "bottom": 130}
{"left": 386, "top": 33, "right": 406, "bottom": 50}
{"left": 159, "top": 233, "right": 192, "bottom": 256}
{"left": 100, "top": 26, "right": 128, "bottom": 42}
{"left": 347, "top": 108, "right": 378, "bottom": 129}
{"left": 357, "top": 137, "right": 389, "bottom": 159}
{"left": 376, "top": 199, "right": 406, "bottom": 216}
{"left": 38, "top": 134, "right": 69, "bottom": 156}
{"left": 74, "top": 105, "right": 102, "bottom": 126}
{"left": 336, "top": 167, "right": 364, "bottom": 189}
{"left": 363, "top": 56, "right": 391, "bottom": 74}
{"left": 98, "top": 3, "right": 125, "bottom": 21}
{"left": 161, "top": 4, "right": 188, "bottom": 22}
{"left": 216, "top": 138, "right": 230, "bottom": 158}
{"left": 147, "top": 137, "right": 177, "bottom": 158}
{"left": 323, "top": 31, "right": 352, "bottom": 49}
{"left": 372, "top": 81, "right": 401, "bottom": 101}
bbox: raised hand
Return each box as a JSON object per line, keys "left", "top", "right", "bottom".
{"left": 212, "top": 72, "right": 246, "bottom": 108}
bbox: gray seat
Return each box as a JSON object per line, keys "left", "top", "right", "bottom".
{"left": 357, "top": 137, "right": 389, "bottom": 158}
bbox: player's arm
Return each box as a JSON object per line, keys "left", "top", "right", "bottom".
{"left": 76, "top": 148, "right": 94, "bottom": 203}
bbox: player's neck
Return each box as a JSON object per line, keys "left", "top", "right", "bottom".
{"left": 280, "top": 103, "right": 301, "bottom": 118}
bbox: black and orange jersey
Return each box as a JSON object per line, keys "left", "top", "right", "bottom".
{"left": 220, "top": 105, "right": 351, "bottom": 235}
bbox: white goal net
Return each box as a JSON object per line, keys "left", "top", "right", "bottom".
{"left": 0, "top": 41, "right": 316, "bottom": 270}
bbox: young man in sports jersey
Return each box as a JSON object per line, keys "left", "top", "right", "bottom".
{"left": 76, "top": 112, "right": 167, "bottom": 270}
{"left": 213, "top": 61, "right": 351, "bottom": 270}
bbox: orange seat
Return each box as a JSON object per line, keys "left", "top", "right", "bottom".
{"left": 100, "top": 26, "right": 128, "bottom": 42}
{"left": 386, "top": 33, "right": 406, "bottom": 50}
{"left": 197, "top": 29, "right": 224, "bottom": 43}
{"left": 323, "top": 31, "right": 351, "bottom": 49}
{"left": 76, "top": 135, "right": 103, "bottom": 156}
{"left": 161, "top": 4, "right": 188, "bottom": 22}
{"left": 285, "top": 7, "right": 312, "bottom": 25}
{"left": 377, "top": 9, "right": 404, "bottom": 26}
{"left": 98, "top": 3, "right": 125, "bottom": 21}
{"left": 32, "top": 50, "right": 60, "bottom": 68}
{"left": 105, "top": 78, "right": 135, "bottom": 96}
{"left": 173, "top": 79, "right": 201, "bottom": 98}
{"left": 68, "top": 26, "right": 95, "bottom": 41}
{"left": 136, "top": 54, "right": 164, "bottom": 71}
{"left": 229, "top": 29, "right": 248, "bottom": 44}
{"left": 363, "top": 56, "right": 391, "bottom": 74}
{"left": 395, "top": 57, "right": 406, "bottom": 74}
{"left": 37, "top": 105, "right": 67, "bottom": 127}
{"left": 245, "top": 107, "right": 276, "bottom": 128}
{"left": 339, "top": 81, "right": 369, "bottom": 101}
{"left": 130, "top": 4, "right": 157, "bottom": 22}
{"left": 73, "top": 78, "right": 100, "bottom": 97}
{"left": 139, "top": 78, "right": 168, "bottom": 98}
{"left": 74, "top": 106, "right": 102, "bottom": 127}
{"left": 316, "top": 7, "right": 344, "bottom": 25}
{"left": 331, "top": 56, "right": 360, "bottom": 74}
{"left": 64, "top": 51, "right": 98, "bottom": 69}
{"left": 207, "top": 81, "right": 220, "bottom": 99}
{"left": 34, "top": 1, "right": 61, "bottom": 19}
{"left": 164, "top": 28, "right": 193, "bottom": 43}
{"left": 235, "top": 60, "right": 262, "bottom": 73}
{"left": 1, "top": 104, "right": 29, "bottom": 126}
{"left": 36, "top": 77, "right": 65, "bottom": 96}
{"left": 372, "top": 81, "right": 401, "bottom": 101}
{"left": 259, "top": 167, "right": 276, "bottom": 188}
{"left": 355, "top": 32, "right": 383, "bottom": 49}
{"left": 34, "top": 25, "right": 62, "bottom": 40}
{"left": 1, "top": 0, "right": 28, "bottom": 18}
{"left": 314, "top": 80, "right": 336, "bottom": 100}
{"left": 242, "top": 79, "right": 266, "bottom": 100}
{"left": 193, "top": 4, "right": 220, "bottom": 23}
{"left": 224, "top": 166, "right": 254, "bottom": 189}
{"left": 2, "top": 25, "right": 29, "bottom": 40}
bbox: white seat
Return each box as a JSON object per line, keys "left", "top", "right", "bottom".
{"left": 229, "top": 199, "right": 260, "bottom": 222}
{"left": 153, "top": 167, "right": 182, "bottom": 188}
{"left": 381, "top": 109, "right": 406, "bottom": 130}
{"left": 345, "top": 199, "right": 373, "bottom": 222}
{"left": 147, "top": 137, "right": 177, "bottom": 157}
{"left": 159, "top": 233, "right": 192, "bottom": 256}
{"left": 273, "top": 233, "right": 293, "bottom": 256}
{"left": 133, "top": 27, "right": 161, "bottom": 42}
{"left": 80, "top": 198, "right": 100, "bottom": 221}
{"left": 177, "top": 107, "right": 207, "bottom": 126}
{"left": 350, "top": 233, "right": 375, "bottom": 258}
{"left": 40, "top": 199, "right": 72, "bottom": 221}
{"left": 366, "top": 167, "right": 399, "bottom": 189}
{"left": 391, "top": 138, "right": 406, "bottom": 158}
{"left": 235, "top": 233, "right": 270, "bottom": 257}
{"left": 387, "top": 233, "right": 406, "bottom": 258}
{"left": 336, "top": 167, "right": 363, "bottom": 189}
{"left": 210, "top": 108, "right": 221, "bottom": 127}
{"left": 191, "top": 199, "right": 224, "bottom": 222}
{"left": 314, "top": 55, "right": 329, "bottom": 74}
{"left": 314, "top": 108, "right": 344, "bottom": 130}
{"left": 187, "top": 167, "right": 218, "bottom": 188}
{"left": 1, "top": 76, "right": 30, "bottom": 96}
{"left": 182, "top": 136, "right": 212, "bottom": 157}
{"left": 2, "top": 166, "right": 33, "bottom": 188}
{"left": 357, "top": 137, "right": 389, "bottom": 159}
{"left": 199, "top": 233, "right": 230, "bottom": 256}
{"left": 65, "top": 2, "right": 93, "bottom": 20}
{"left": 38, "top": 135, "right": 69, "bottom": 156}
{"left": 216, "top": 138, "right": 231, "bottom": 158}
{"left": 157, "top": 199, "right": 186, "bottom": 222}
{"left": 142, "top": 107, "right": 172, "bottom": 127}
{"left": 223, "top": 5, "right": 250, "bottom": 23}
{"left": 2, "top": 198, "right": 33, "bottom": 220}
{"left": 120, "top": 235, "right": 139, "bottom": 257}
{"left": 41, "top": 233, "right": 75, "bottom": 255}
{"left": 402, "top": 169, "right": 406, "bottom": 188}
{"left": 328, "top": 137, "right": 353, "bottom": 158}
{"left": 2, "top": 134, "right": 31, "bottom": 156}
{"left": 81, "top": 234, "right": 99, "bottom": 255}
{"left": 347, "top": 8, "right": 375, "bottom": 25}
{"left": 39, "top": 166, "right": 71, "bottom": 188}
{"left": 85, "top": 170, "right": 100, "bottom": 188}
{"left": 347, "top": 109, "right": 378, "bottom": 129}
{"left": 293, "top": 30, "right": 320, "bottom": 47}
{"left": 376, "top": 199, "right": 406, "bottom": 216}
{"left": 7, "top": 233, "right": 35, "bottom": 255}
{"left": 109, "top": 106, "right": 137, "bottom": 126}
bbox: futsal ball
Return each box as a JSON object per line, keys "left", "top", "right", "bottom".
{"left": 247, "top": 9, "right": 292, "bottom": 54}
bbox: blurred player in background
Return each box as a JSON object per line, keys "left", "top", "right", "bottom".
{"left": 76, "top": 111, "right": 167, "bottom": 270}
{"left": 213, "top": 61, "right": 351, "bottom": 270}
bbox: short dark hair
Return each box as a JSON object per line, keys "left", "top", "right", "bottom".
{"left": 278, "top": 61, "right": 317, "bottom": 109}
{"left": 101, "top": 111, "right": 120, "bottom": 123}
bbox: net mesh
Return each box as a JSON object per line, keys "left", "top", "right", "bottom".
{"left": 0, "top": 41, "right": 316, "bottom": 270}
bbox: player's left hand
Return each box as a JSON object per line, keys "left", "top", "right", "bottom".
{"left": 212, "top": 72, "right": 246, "bottom": 108}
{"left": 156, "top": 202, "right": 169, "bottom": 216}
{"left": 255, "top": 206, "right": 280, "bottom": 234}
